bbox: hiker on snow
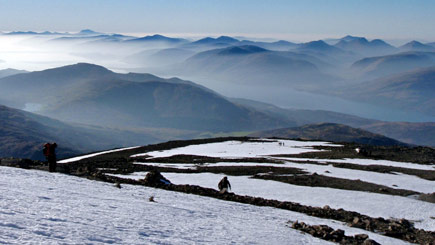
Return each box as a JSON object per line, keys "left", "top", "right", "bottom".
{"left": 218, "top": 176, "right": 231, "bottom": 193}
{"left": 43, "top": 142, "right": 57, "bottom": 172}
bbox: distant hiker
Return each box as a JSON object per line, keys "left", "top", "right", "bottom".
{"left": 218, "top": 176, "right": 231, "bottom": 193}
{"left": 43, "top": 142, "right": 57, "bottom": 172}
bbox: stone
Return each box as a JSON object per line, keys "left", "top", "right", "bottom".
{"left": 355, "top": 234, "right": 369, "bottom": 240}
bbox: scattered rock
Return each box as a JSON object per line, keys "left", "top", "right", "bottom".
{"left": 114, "top": 182, "right": 121, "bottom": 188}
{"left": 149, "top": 196, "right": 155, "bottom": 202}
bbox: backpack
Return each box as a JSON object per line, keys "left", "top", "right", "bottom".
{"left": 43, "top": 143, "right": 51, "bottom": 156}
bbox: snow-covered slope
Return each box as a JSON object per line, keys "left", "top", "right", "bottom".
{"left": 131, "top": 139, "right": 341, "bottom": 158}
{"left": 0, "top": 166, "right": 331, "bottom": 244}
{"left": 0, "top": 166, "right": 409, "bottom": 244}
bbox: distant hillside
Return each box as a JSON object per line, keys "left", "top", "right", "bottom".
{"left": 232, "top": 98, "right": 435, "bottom": 146}
{"left": 361, "top": 122, "right": 435, "bottom": 147}
{"left": 343, "top": 66, "right": 435, "bottom": 117}
{"left": 0, "top": 63, "right": 289, "bottom": 132}
{"left": 250, "top": 123, "right": 407, "bottom": 146}
{"left": 126, "top": 34, "right": 187, "bottom": 44}
{"left": 335, "top": 37, "right": 397, "bottom": 56}
{"left": 399, "top": 41, "right": 435, "bottom": 52}
{"left": 229, "top": 98, "right": 377, "bottom": 127}
{"left": 0, "top": 68, "right": 28, "bottom": 79}
{"left": 191, "top": 36, "right": 239, "bottom": 46}
{"left": 295, "top": 40, "right": 360, "bottom": 65}
{"left": 179, "top": 45, "right": 336, "bottom": 88}
{"left": 0, "top": 105, "right": 80, "bottom": 160}
{"left": 351, "top": 51, "right": 435, "bottom": 79}
{"left": 124, "top": 48, "right": 195, "bottom": 67}
{"left": 0, "top": 104, "right": 203, "bottom": 160}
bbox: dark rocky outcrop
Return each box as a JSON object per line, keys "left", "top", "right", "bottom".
{"left": 290, "top": 220, "right": 380, "bottom": 245}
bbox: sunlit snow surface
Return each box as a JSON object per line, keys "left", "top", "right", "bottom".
{"left": 133, "top": 161, "right": 434, "bottom": 193}
{"left": 278, "top": 157, "right": 435, "bottom": 171}
{"left": 58, "top": 146, "right": 140, "bottom": 163}
{"left": 0, "top": 167, "right": 410, "bottom": 245}
{"left": 113, "top": 172, "right": 435, "bottom": 232}
{"left": 0, "top": 167, "right": 332, "bottom": 244}
{"left": 131, "top": 139, "right": 341, "bottom": 158}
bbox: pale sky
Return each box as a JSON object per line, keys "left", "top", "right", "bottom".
{"left": 0, "top": 0, "right": 434, "bottom": 42}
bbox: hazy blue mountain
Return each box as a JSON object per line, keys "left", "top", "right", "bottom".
{"left": 0, "top": 63, "right": 289, "bottom": 132}
{"left": 126, "top": 34, "right": 187, "bottom": 44}
{"left": 351, "top": 51, "right": 435, "bottom": 79}
{"left": 238, "top": 40, "right": 297, "bottom": 51}
{"left": 191, "top": 36, "right": 239, "bottom": 45}
{"left": 229, "top": 98, "right": 377, "bottom": 127}
{"left": 250, "top": 123, "right": 407, "bottom": 146}
{"left": 4, "top": 31, "right": 66, "bottom": 35}
{"left": 0, "top": 68, "right": 28, "bottom": 79}
{"left": 399, "top": 41, "right": 435, "bottom": 52}
{"left": 178, "top": 45, "right": 335, "bottom": 89}
{"left": 77, "top": 29, "right": 102, "bottom": 35}
{"left": 124, "top": 48, "right": 195, "bottom": 66}
{"left": 427, "top": 42, "right": 435, "bottom": 48}
{"left": 361, "top": 122, "right": 435, "bottom": 147}
{"left": 335, "top": 37, "right": 397, "bottom": 56}
{"left": 295, "top": 40, "right": 360, "bottom": 65}
{"left": 297, "top": 40, "right": 344, "bottom": 53}
{"left": 343, "top": 66, "right": 435, "bottom": 117}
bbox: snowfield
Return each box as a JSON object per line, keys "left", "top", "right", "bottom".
{"left": 278, "top": 157, "right": 435, "bottom": 171}
{"left": 131, "top": 140, "right": 341, "bottom": 158}
{"left": 0, "top": 166, "right": 330, "bottom": 244}
{"left": 0, "top": 167, "right": 409, "bottom": 245}
{"left": 53, "top": 138, "right": 435, "bottom": 242}
{"left": 133, "top": 160, "right": 434, "bottom": 193}
{"left": 111, "top": 172, "right": 435, "bottom": 232}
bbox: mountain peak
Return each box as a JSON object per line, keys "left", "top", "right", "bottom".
{"left": 216, "top": 36, "right": 239, "bottom": 43}
{"left": 218, "top": 45, "right": 268, "bottom": 55}
{"left": 193, "top": 36, "right": 239, "bottom": 45}
{"left": 299, "top": 40, "right": 338, "bottom": 51}
{"left": 78, "top": 29, "right": 100, "bottom": 35}
{"left": 400, "top": 40, "right": 435, "bottom": 51}
{"left": 341, "top": 35, "right": 366, "bottom": 42}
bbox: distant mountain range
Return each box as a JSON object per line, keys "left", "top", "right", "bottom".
{"left": 0, "top": 68, "right": 28, "bottom": 79}
{"left": 0, "top": 62, "right": 434, "bottom": 160}
{"left": 351, "top": 51, "right": 435, "bottom": 79}
{"left": 175, "top": 45, "right": 337, "bottom": 89}
{"left": 1, "top": 30, "right": 434, "bottom": 149}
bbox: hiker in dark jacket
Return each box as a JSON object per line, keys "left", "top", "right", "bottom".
{"left": 43, "top": 143, "right": 57, "bottom": 172}
{"left": 218, "top": 176, "right": 231, "bottom": 193}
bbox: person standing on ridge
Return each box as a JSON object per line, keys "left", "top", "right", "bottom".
{"left": 43, "top": 142, "right": 58, "bottom": 172}
{"left": 218, "top": 176, "right": 231, "bottom": 193}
